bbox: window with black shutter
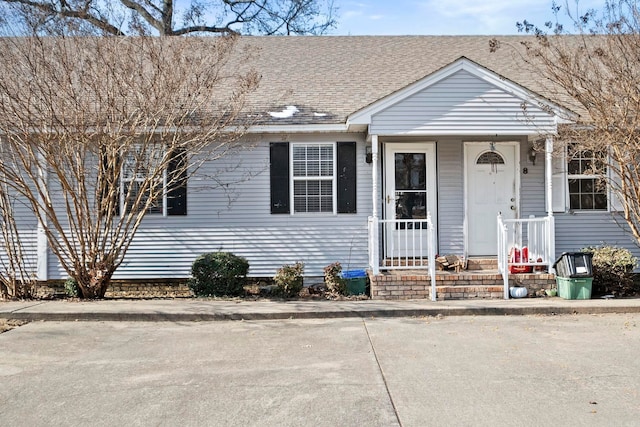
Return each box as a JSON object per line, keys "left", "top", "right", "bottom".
{"left": 167, "top": 148, "right": 187, "bottom": 216}
{"left": 337, "top": 141, "right": 357, "bottom": 213}
{"left": 116, "top": 146, "right": 187, "bottom": 216}
{"left": 270, "top": 142, "right": 290, "bottom": 214}
{"left": 270, "top": 141, "right": 356, "bottom": 214}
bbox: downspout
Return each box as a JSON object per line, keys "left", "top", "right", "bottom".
{"left": 545, "top": 135, "right": 555, "bottom": 272}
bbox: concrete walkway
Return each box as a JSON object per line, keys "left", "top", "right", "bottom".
{"left": 2, "top": 297, "right": 640, "bottom": 321}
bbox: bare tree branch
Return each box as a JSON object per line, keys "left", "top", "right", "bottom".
{"left": 497, "top": 0, "right": 640, "bottom": 247}
{"left": 120, "top": 0, "right": 163, "bottom": 34}
{"left": 3, "top": 0, "right": 126, "bottom": 35}
{"left": 0, "top": 0, "right": 338, "bottom": 36}
{"left": 0, "top": 34, "right": 260, "bottom": 298}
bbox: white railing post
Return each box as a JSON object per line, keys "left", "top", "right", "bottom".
{"left": 427, "top": 213, "right": 436, "bottom": 301}
{"left": 368, "top": 216, "right": 380, "bottom": 275}
{"left": 497, "top": 214, "right": 505, "bottom": 273}
{"left": 368, "top": 217, "right": 373, "bottom": 272}
{"left": 547, "top": 214, "right": 555, "bottom": 273}
{"left": 497, "top": 214, "right": 510, "bottom": 299}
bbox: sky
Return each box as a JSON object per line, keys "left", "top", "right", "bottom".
{"left": 332, "top": 0, "right": 605, "bottom": 35}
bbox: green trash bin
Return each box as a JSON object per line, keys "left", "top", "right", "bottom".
{"left": 556, "top": 277, "right": 593, "bottom": 300}
{"left": 342, "top": 270, "right": 367, "bottom": 296}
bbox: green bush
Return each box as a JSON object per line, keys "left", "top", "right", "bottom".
{"left": 64, "top": 277, "right": 79, "bottom": 298}
{"left": 581, "top": 246, "right": 638, "bottom": 297}
{"left": 324, "top": 262, "right": 346, "bottom": 296}
{"left": 274, "top": 262, "right": 304, "bottom": 297}
{"left": 188, "top": 252, "right": 249, "bottom": 297}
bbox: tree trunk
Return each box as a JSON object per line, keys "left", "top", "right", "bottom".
{"left": 77, "top": 267, "right": 114, "bottom": 299}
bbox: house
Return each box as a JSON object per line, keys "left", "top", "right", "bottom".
{"left": 4, "top": 36, "right": 639, "bottom": 299}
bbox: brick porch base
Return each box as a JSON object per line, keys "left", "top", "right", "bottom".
{"left": 369, "top": 259, "right": 556, "bottom": 300}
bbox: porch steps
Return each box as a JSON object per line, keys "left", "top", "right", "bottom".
{"left": 370, "top": 258, "right": 556, "bottom": 300}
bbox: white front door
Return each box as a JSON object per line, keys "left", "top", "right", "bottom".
{"left": 384, "top": 143, "right": 437, "bottom": 257}
{"left": 465, "top": 142, "right": 518, "bottom": 256}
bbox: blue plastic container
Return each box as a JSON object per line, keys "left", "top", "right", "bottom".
{"left": 342, "top": 269, "right": 367, "bottom": 295}
{"left": 342, "top": 269, "right": 367, "bottom": 279}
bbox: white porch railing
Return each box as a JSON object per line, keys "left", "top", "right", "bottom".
{"left": 497, "top": 214, "right": 555, "bottom": 299}
{"left": 368, "top": 213, "right": 437, "bottom": 301}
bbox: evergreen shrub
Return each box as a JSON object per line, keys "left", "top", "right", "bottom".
{"left": 189, "top": 252, "right": 249, "bottom": 297}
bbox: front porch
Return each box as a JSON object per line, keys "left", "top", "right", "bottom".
{"left": 351, "top": 57, "right": 572, "bottom": 300}
{"left": 363, "top": 131, "right": 560, "bottom": 301}
{"left": 367, "top": 214, "right": 557, "bottom": 300}
{"left": 369, "top": 258, "right": 556, "bottom": 300}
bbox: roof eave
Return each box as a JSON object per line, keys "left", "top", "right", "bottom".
{"left": 246, "top": 123, "right": 349, "bottom": 134}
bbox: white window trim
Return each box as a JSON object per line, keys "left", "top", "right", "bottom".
{"left": 120, "top": 147, "right": 168, "bottom": 216}
{"left": 566, "top": 145, "right": 608, "bottom": 212}
{"left": 290, "top": 142, "right": 337, "bottom": 215}
{"left": 608, "top": 161, "right": 624, "bottom": 212}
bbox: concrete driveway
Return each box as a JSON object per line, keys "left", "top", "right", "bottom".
{"left": 1, "top": 314, "right": 639, "bottom": 426}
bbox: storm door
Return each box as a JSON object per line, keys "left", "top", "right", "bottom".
{"left": 384, "top": 143, "right": 437, "bottom": 258}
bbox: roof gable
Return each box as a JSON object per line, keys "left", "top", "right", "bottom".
{"left": 347, "top": 57, "right": 575, "bottom": 129}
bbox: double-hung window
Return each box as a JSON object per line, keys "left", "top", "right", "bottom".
{"left": 567, "top": 144, "right": 607, "bottom": 211}
{"left": 292, "top": 143, "right": 335, "bottom": 214}
{"left": 121, "top": 144, "right": 166, "bottom": 215}
{"left": 269, "top": 141, "right": 356, "bottom": 215}
{"left": 106, "top": 143, "right": 186, "bottom": 217}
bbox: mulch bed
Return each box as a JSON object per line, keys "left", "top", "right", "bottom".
{"left": 0, "top": 319, "right": 28, "bottom": 334}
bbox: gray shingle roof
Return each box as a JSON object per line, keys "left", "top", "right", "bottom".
{"left": 1, "top": 35, "right": 577, "bottom": 127}
{"left": 232, "top": 35, "right": 575, "bottom": 125}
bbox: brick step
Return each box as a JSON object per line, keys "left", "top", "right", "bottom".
{"left": 437, "top": 285, "right": 504, "bottom": 300}
{"left": 370, "top": 284, "right": 506, "bottom": 300}
{"left": 377, "top": 271, "right": 554, "bottom": 282}
{"left": 466, "top": 258, "right": 498, "bottom": 270}
{"left": 369, "top": 270, "right": 556, "bottom": 300}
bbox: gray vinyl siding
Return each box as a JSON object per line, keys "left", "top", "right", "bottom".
{"left": 36, "top": 132, "right": 640, "bottom": 279}
{"left": 0, "top": 228, "right": 38, "bottom": 279}
{"left": 436, "top": 138, "right": 464, "bottom": 254}
{"left": 370, "top": 70, "right": 555, "bottom": 136}
{"left": 45, "top": 160, "right": 103, "bottom": 278}
{"left": 47, "top": 133, "right": 373, "bottom": 279}
{"left": 554, "top": 212, "right": 640, "bottom": 263}
{"left": 519, "top": 141, "right": 546, "bottom": 218}
{"left": 0, "top": 195, "right": 38, "bottom": 280}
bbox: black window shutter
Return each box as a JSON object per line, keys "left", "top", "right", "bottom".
{"left": 337, "top": 141, "right": 357, "bottom": 213}
{"left": 270, "top": 142, "right": 290, "bottom": 214}
{"left": 167, "top": 148, "right": 187, "bottom": 216}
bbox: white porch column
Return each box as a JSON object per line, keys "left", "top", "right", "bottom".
{"left": 370, "top": 134, "right": 380, "bottom": 275}
{"left": 37, "top": 224, "right": 48, "bottom": 281}
{"left": 545, "top": 136, "right": 556, "bottom": 272}
{"left": 36, "top": 152, "right": 48, "bottom": 281}
{"left": 545, "top": 136, "right": 554, "bottom": 215}
{"left": 371, "top": 134, "right": 379, "bottom": 218}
